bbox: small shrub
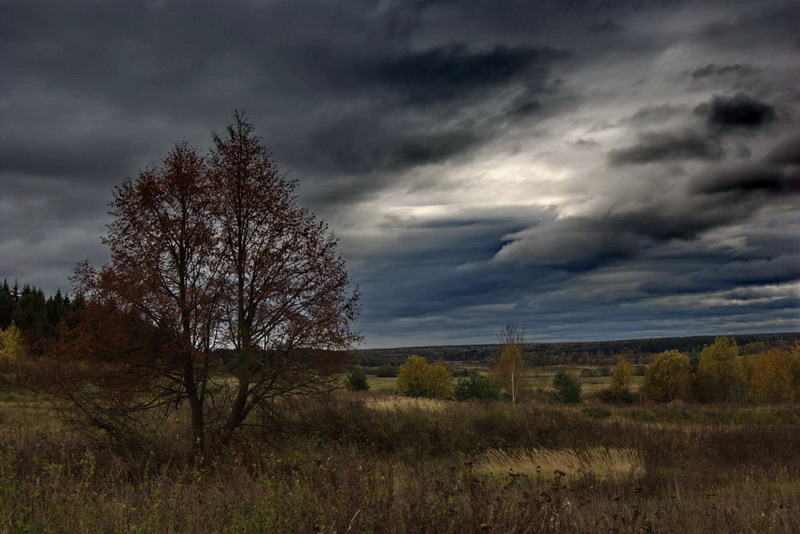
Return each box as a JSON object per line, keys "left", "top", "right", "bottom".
{"left": 454, "top": 371, "right": 500, "bottom": 401}
{"left": 345, "top": 366, "right": 369, "bottom": 391}
{"left": 552, "top": 370, "right": 582, "bottom": 404}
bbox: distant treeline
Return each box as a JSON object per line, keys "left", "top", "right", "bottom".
{"left": 0, "top": 280, "right": 81, "bottom": 350}
{"left": 355, "top": 333, "right": 800, "bottom": 366}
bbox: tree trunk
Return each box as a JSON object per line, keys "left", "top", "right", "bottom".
{"left": 220, "top": 379, "right": 250, "bottom": 444}
{"left": 182, "top": 353, "right": 206, "bottom": 455}
{"left": 188, "top": 392, "right": 205, "bottom": 454}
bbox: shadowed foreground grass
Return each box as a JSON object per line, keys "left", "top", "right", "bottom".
{"left": 0, "top": 387, "right": 798, "bottom": 533}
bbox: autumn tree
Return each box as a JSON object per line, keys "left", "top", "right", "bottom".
{"left": 643, "top": 350, "right": 692, "bottom": 403}
{"left": 749, "top": 349, "right": 794, "bottom": 403}
{"left": 396, "top": 355, "right": 453, "bottom": 398}
{"left": 0, "top": 323, "right": 25, "bottom": 360}
{"left": 790, "top": 344, "right": 800, "bottom": 398}
{"left": 609, "top": 355, "right": 634, "bottom": 398}
{"left": 209, "top": 113, "right": 359, "bottom": 440}
{"left": 41, "top": 115, "right": 360, "bottom": 453}
{"left": 491, "top": 323, "right": 526, "bottom": 403}
{"left": 695, "top": 337, "right": 745, "bottom": 402}
{"left": 69, "top": 142, "right": 222, "bottom": 452}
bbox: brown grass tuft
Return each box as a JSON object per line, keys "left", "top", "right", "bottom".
{"left": 364, "top": 395, "right": 449, "bottom": 412}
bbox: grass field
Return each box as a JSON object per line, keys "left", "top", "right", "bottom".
{"left": 1, "top": 369, "right": 799, "bottom": 532}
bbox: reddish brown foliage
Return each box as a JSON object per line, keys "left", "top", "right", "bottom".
{"left": 32, "top": 113, "right": 360, "bottom": 453}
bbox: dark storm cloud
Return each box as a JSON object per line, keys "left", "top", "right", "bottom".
{"left": 495, "top": 216, "right": 641, "bottom": 268}
{"left": 608, "top": 131, "right": 723, "bottom": 165}
{"left": 694, "top": 93, "right": 778, "bottom": 131}
{"left": 308, "top": 118, "right": 483, "bottom": 175}
{"left": 292, "top": 40, "right": 571, "bottom": 205}
{"left": 496, "top": 164, "right": 796, "bottom": 270}
{"left": 695, "top": 1, "right": 800, "bottom": 49}
{"left": 690, "top": 63, "right": 754, "bottom": 80}
{"left": 640, "top": 255, "right": 800, "bottom": 296}
{"left": 767, "top": 135, "right": 800, "bottom": 166}
{"left": 361, "top": 44, "right": 566, "bottom": 104}
{"left": 0, "top": 127, "right": 155, "bottom": 182}
{"left": 691, "top": 164, "right": 800, "bottom": 195}
{"left": 589, "top": 19, "right": 624, "bottom": 34}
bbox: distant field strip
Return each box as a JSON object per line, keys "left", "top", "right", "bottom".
{"left": 474, "top": 447, "right": 645, "bottom": 482}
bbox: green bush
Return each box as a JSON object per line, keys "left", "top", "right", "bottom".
{"left": 552, "top": 370, "right": 582, "bottom": 404}
{"left": 615, "top": 387, "right": 637, "bottom": 404}
{"left": 345, "top": 366, "right": 369, "bottom": 391}
{"left": 454, "top": 371, "right": 500, "bottom": 401}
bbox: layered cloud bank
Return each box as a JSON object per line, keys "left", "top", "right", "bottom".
{"left": 1, "top": 0, "right": 798, "bottom": 346}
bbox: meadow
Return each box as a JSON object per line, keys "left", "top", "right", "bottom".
{"left": 0, "top": 363, "right": 798, "bottom": 534}
{"left": 366, "top": 364, "right": 645, "bottom": 395}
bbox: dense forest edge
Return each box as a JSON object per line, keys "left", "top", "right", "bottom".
{"left": 355, "top": 332, "right": 800, "bottom": 366}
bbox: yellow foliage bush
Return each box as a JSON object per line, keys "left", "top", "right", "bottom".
{"left": 396, "top": 355, "right": 453, "bottom": 398}
{"left": 643, "top": 350, "right": 692, "bottom": 402}
{"left": 749, "top": 349, "right": 794, "bottom": 403}
{"left": 610, "top": 355, "right": 634, "bottom": 396}
{"left": 696, "top": 337, "right": 746, "bottom": 402}
{"left": 0, "top": 323, "right": 24, "bottom": 360}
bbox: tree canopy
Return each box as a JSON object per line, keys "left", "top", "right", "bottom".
{"left": 38, "top": 113, "right": 360, "bottom": 453}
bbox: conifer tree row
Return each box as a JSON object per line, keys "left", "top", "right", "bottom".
{"left": 0, "top": 280, "right": 81, "bottom": 348}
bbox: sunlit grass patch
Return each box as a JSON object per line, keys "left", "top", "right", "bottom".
{"left": 364, "top": 395, "right": 449, "bottom": 412}
{"left": 364, "top": 376, "right": 397, "bottom": 391}
{"left": 473, "top": 447, "right": 645, "bottom": 483}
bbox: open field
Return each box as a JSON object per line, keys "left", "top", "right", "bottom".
{"left": 0, "top": 375, "right": 799, "bottom": 533}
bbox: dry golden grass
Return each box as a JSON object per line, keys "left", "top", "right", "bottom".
{"left": 473, "top": 446, "right": 645, "bottom": 483}
{"left": 364, "top": 395, "right": 449, "bottom": 412}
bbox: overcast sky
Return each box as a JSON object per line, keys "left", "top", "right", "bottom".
{"left": 2, "top": 0, "right": 798, "bottom": 347}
